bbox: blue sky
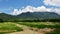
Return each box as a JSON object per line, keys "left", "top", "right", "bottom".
{"left": 0, "top": 0, "right": 44, "bottom": 8}
{"left": 0, "top": 0, "right": 60, "bottom": 15}
{"left": 0, "top": 0, "right": 43, "bottom": 14}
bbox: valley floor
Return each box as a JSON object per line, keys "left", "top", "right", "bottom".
{"left": 0, "top": 22, "right": 59, "bottom": 34}
{"left": 9, "top": 23, "right": 45, "bottom": 34}
{"left": 9, "top": 22, "right": 55, "bottom": 34}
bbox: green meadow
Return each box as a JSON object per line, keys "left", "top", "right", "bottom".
{"left": 17, "top": 22, "right": 60, "bottom": 34}
{"left": 0, "top": 22, "right": 23, "bottom": 34}
{"left": 0, "top": 22, "right": 60, "bottom": 34}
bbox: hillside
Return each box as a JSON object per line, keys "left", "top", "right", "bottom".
{"left": 0, "top": 12, "right": 60, "bottom": 21}
{"left": 17, "top": 12, "right": 60, "bottom": 20}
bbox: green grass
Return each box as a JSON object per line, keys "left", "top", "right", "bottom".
{"left": 0, "top": 22, "right": 60, "bottom": 34}
{"left": 17, "top": 22, "right": 60, "bottom": 34}
{"left": 0, "top": 22, "right": 23, "bottom": 34}
{"left": 18, "top": 22, "right": 60, "bottom": 28}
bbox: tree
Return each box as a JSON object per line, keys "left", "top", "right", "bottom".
{"left": 0, "top": 19, "right": 4, "bottom": 22}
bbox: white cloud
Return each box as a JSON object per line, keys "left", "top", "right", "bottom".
{"left": 43, "top": 0, "right": 60, "bottom": 6}
{"left": 12, "top": 9, "right": 22, "bottom": 15}
{"left": 36, "top": 6, "right": 52, "bottom": 12}
{"left": 54, "top": 9, "right": 60, "bottom": 15}
{"left": 12, "top": 6, "right": 60, "bottom": 15}
{"left": 12, "top": 6, "right": 52, "bottom": 15}
{"left": 48, "top": 8, "right": 60, "bottom": 15}
{"left": 21, "top": 6, "right": 52, "bottom": 12}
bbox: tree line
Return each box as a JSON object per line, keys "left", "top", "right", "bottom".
{"left": 0, "top": 18, "right": 60, "bottom": 22}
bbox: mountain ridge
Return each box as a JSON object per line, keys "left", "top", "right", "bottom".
{"left": 0, "top": 12, "right": 60, "bottom": 21}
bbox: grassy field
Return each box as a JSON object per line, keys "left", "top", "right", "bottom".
{"left": 0, "top": 22, "right": 60, "bottom": 34}
{"left": 17, "top": 22, "right": 60, "bottom": 28}
{"left": 17, "top": 22, "right": 60, "bottom": 34}
{"left": 0, "top": 22, "right": 23, "bottom": 34}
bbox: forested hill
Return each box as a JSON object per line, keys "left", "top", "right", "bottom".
{"left": 0, "top": 12, "right": 60, "bottom": 22}
{"left": 17, "top": 12, "right": 60, "bottom": 20}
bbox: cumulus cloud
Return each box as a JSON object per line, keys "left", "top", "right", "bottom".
{"left": 43, "top": 0, "right": 60, "bottom": 6}
{"left": 12, "top": 6, "right": 60, "bottom": 15}
{"left": 12, "top": 9, "right": 22, "bottom": 15}
{"left": 12, "top": 6, "right": 53, "bottom": 15}
{"left": 55, "top": 9, "right": 60, "bottom": 15}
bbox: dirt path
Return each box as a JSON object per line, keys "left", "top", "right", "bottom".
{"left": 9, "top": 23, "right": 45, "bottom": 34}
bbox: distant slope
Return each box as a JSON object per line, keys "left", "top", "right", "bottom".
{"left": 0, "top": 13, "right": 14, "bottom": 21}
{"left": 0, "top": 12, "right": 60, "bottom": 21}
{"left": 17, "top": 12, "right": 60, "bottom": 20}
